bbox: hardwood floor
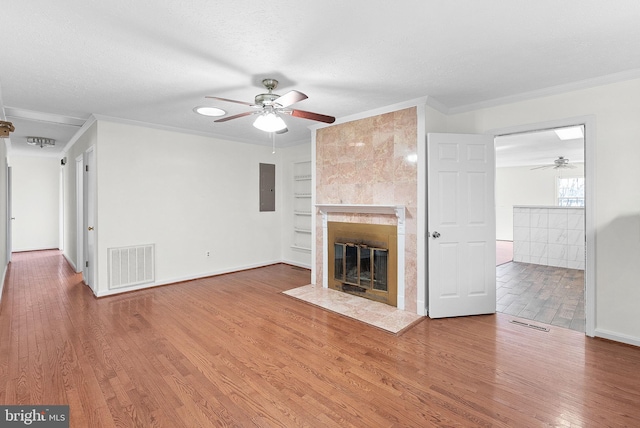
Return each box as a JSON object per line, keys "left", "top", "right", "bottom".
{"left": 2, "top": 250, "right": 640, "bottom": 427}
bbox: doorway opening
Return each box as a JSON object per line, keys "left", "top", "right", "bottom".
{"left": 494, "top": 125, "right": 586, "bottom": 332}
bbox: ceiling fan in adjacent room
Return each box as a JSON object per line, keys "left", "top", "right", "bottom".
{"left": 203, "top": 79, "right": 336, "bottom": 133}
{"left": 530, "top": 156, "right": 577, "bottom": 170}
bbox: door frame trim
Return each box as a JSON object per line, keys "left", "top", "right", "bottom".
{"left": 75, "top": 154, "right": 84, "bottom": 272}
{"left": 488, "top": 114, "right": 596, "bottom": 337}
{"left": 83, "top": 146, "right": 96, "bottom": 292}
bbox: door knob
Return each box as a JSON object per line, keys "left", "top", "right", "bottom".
{"left": 88, "top": 226, "right": 94, "bottom": 231}
{"left": 432, "top": 231, "right": 441, "bottom": 239}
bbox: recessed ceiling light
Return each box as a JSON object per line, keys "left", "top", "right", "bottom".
{"left": 193, "top": 106, "right": 226, "bottom": 117}
{"left": 555, "top": 126, "right": 583, "bottom": 141}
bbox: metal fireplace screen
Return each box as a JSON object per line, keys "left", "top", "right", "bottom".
{"left": 334, "top": 243, "right": 388, "bottom": 292}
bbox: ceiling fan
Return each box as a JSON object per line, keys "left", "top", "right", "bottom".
{"left": 530, "top": 156, "right": 577, "bottom": 170}
{"left": 206, "top": 79, "right": 336, "bottom": 133}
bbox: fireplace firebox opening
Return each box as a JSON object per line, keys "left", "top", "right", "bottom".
{"left": 328, "top": 222, "right": 397, "bottom": 306}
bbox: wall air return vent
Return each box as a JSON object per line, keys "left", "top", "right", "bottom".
{"left": 108, "top": 244, "right": 155, "bottom": 289}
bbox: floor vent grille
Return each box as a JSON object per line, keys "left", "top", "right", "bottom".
{"left": 510, "top": 319, "right": 550, "bottom": 332}
{"left": 108, "top": 244, "right": 155, "bottom": 289}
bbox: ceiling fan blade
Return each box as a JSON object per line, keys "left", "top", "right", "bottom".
{"left": 274, "top": 90, "right": 308, "bottom": 108}
{"left": 214, "top": 111, "right": 257, "bottom": 123}
{"left": 289, "top": 109, "right": 336, "bottom": 124}
{"left": 530, "top": 165, "right": 552, "bottom": 170}
{"left": 205, "top": 96, "right": 256, "bottom": 107}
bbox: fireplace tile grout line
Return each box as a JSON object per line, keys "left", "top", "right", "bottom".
{"left": 282, "top": 284, "right": 423, "bottom": 335}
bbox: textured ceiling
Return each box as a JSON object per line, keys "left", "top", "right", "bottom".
{"left": 2, "top": 1, "right": 640, "bottom": 157}
{"left": 495, "top": 127, "right": 584, "bottom": 168}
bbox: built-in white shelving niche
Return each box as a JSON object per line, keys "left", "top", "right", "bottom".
{"left": 292, "top": 161, "right": 312, "bottom": 252}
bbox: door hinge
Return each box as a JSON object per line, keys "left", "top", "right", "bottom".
{"left": 85, "top": 261, "right": 89, "bottom": 267}
{"left": 85, "top": 165, "right": 89, "bottom": 172}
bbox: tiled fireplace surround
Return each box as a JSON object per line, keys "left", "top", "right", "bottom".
{"left": 315, "top": 107, "right": 419, "bottom": 314}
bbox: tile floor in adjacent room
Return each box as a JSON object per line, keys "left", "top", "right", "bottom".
{"left": 496, "top": 261, "right": 585, "bottom": 332}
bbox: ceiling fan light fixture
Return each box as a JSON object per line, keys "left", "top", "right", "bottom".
{"left": 193, "top": 106, "right": 226, "bottom": 117}
{"left": 253, "top": 112, "right": 287, "bottom": 132}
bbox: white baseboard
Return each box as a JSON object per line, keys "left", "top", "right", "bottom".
{"left": 12, "top": 246, "right": 59, "bottom": 253}
{"left": 0, "top": 262, "right": 7, "bottom": 308}
{"left": 63, "top": 253, "right": 77, "bottom": 272}
{"left": 95, "top": 259, "right": 284, "bottom": 298}
{"left": 281, "top": 259, "right": 311, "bottom": 270}
{"left": 594, "top": 328, "right": 640, "bottom": 348}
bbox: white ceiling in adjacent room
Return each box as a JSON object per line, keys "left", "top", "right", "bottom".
{"left": 495, "top": 126, "right": 584, "bottom": 168}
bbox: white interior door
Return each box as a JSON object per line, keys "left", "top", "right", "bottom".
{"left": 427, "top": 133, "right": 496, "bottom": 318}
{"left": 83, "top": 148, "right": 95, "bottom": 289}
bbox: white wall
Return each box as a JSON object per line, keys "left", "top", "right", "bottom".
{"left": 447, "top": 77, "right": 640, "bottom": 345}
{"left": 10, "top": 155, "right": 60, "bottom": 252}
{"left": 496, "top": 164, "right": 584, "bottom": 240}
{"left": 92, "top": 120, "right": 285, "bottom": 296}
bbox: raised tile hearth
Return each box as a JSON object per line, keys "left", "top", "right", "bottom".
{"left": 283, "top": 284, "right": 423, "bottom": 334}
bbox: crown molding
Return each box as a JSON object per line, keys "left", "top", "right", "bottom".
{"left": 448, "top": 68, "right": 640, "bottom": 115}
{"left": 91, "top": 114, "right": 310, "bottom": 148}
{"left": 4, "top": 106, "right": 86, "bottom": 127}
{"left": 309, "top": 96, "right": 431, "bottom": 131}
{"left": 424, "top": 96, "right": 450, "bottom": 114}
{"left": 62, "top": 115, "right": 98, "bottom": 154}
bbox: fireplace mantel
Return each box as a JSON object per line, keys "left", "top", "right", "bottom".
{"left": 316, "top": 203, "right": 406, "bottom": 310}
{"left": 316, "top": 204, "right": 406, "bottom": 233}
